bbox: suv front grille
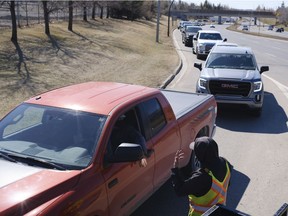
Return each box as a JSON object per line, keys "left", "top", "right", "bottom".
{"left": 205, "top": 43, "right": 215, "bottom": 53}
{"left": 209, "top": 80, "right": 251, "bottom": 96}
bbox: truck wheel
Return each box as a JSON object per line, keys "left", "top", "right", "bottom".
{"left": 181, "top": 150, "right": 201, "bottom": 177}
{"left": 190, "top": 150, "right": 201, "bottom": 172}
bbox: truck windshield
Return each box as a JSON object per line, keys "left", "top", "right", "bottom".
{"left": 206, "top": 53, "right": 256, "bottom": 70}
{"left": 0, "top": 103, "right": 106, "bottom": 170}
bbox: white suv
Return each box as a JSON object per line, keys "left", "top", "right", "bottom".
{"left": 192, "top": 30, "right": 225, "bottom": 59}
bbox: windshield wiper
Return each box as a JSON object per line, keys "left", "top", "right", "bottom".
{"left": 208, "top": 66, "right": 227, "bottom": 69}
{"left": 1, "top": 152, "right": 66, "bottom": 170}
{"left": 239, "top": 66, "right": 255, "bottom": 70}
{"left": 0, "top": 152, "right": 17, "bottom": 162}
{"left": 19, "top": 156, "right": 67, "bottom": 170}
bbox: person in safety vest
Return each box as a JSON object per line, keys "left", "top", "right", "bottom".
{"left": 171, "top": 136, "right": 233, "bottom": 216}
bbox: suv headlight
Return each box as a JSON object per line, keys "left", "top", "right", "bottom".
{"left": 198, "top": 43, "right": 205, "bottom": 52}
{"left": 253, "top": 81, "right": 263, "bottom": 92}
{"left": 198, "top": 78, "right": 208, "bottom": 89}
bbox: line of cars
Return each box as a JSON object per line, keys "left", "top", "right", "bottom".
{"left": 268, "top": 25, "right": 285, "bottom": 32}
{"left": 178, "top": 20, "right": 269, "bottom": 116}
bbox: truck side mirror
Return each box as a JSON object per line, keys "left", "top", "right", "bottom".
{"left": 223, "top": 38, "right": 227, "bottom": 42}
{"left": 194, "top": 62, "right": 202, "bottom": 71}
{"left": 111, "top": 143, "right": 144, "bottom": 163}
{"left": 260, "top": 66, "right": 269, "bottom": 73}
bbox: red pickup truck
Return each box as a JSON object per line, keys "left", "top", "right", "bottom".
{"left": 0, "top": 82, "right": 217, "bottom": 215}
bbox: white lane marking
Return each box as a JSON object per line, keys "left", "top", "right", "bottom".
{"left": 265, "top": 53, "right": 277, "bottom": 58}
{"left": 263, "top": 74, "right": 288, "bottom": 100}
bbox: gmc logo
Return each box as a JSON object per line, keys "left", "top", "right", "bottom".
{"left": 221, "top": 84, "right": 239, "bottom": 89}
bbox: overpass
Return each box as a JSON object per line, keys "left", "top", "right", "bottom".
{"left": 171, "top": 9, "right": 276, "bottom": 24}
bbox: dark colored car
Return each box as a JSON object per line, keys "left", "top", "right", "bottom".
{"left": 178, "top": 21, "right": 192, "bottom": 32}
{"left": 268, "top": 25, "right": 274, "bottom": 30}
{"left": 276, "top": 27, "right": 284, "bottom": 32}
{"left": 182, "top": 25, "right": 202, "bottom": 47}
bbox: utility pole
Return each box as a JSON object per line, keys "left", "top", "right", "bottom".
{"left": 167, "top": 0, "right": 174, "bottom": 37}
{"left": 156, "top": 0, "right": 160, "bottom": 43}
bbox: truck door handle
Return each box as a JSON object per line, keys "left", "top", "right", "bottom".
{"left": 108, "top": 178, "right": 118, "bottom": 189}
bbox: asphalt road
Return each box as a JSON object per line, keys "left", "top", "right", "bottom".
{"left": 133, "top": 24, "right": 288, "bottom": 216}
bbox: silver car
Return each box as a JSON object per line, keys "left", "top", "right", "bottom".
{"left": 194, "top": 46, "right": 269, "bottom": 116}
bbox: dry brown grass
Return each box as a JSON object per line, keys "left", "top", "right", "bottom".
{"left": 0, "top": 16, "right": 179, "bottom": 118}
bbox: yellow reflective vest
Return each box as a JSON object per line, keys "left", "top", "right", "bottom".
{"left": 188, "top": 161, "right": 231, "bottom": 216}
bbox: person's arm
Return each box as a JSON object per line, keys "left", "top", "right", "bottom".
{"left": 128, "top": 126, "right": 150, "bottom": 156}
{"left": 171, "top": 150, "right": 212, "bottom": 197}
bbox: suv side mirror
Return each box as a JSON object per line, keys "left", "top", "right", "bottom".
{"left": 223, "top": 38, "right": 227, "bottom": 42}
{"left": 194, "top": 62, "right": 202, "bottom": 71}
{"left": 260, "top": 66, "right": 269, "bottom": 73}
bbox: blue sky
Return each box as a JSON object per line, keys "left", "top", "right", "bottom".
{"left": 185, "top": 0, "right": 286, "bottom": 10}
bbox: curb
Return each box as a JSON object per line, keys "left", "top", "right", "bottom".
{"left": 159, "top": 29, "right": 183, "bottom": 89}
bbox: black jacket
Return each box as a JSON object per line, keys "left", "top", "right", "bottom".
{"left": 171, "top": 137, "right": 232, "bottom": 197}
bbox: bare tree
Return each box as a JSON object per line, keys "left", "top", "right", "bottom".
{"left": 106, "top": 3, "right": 109, "bottom": 18}
{"left": 42, "top": 1, "right": 50, "bottom": 35}
{"left": 23, "top": 1, "right": 28, "bottom": 26}
{"left": 5, "top": 1, "right": 18, "bottom": 43}
{"left": 68, "top": 0, "right": 73, "bottom": 31}
{"left": 92, "top": 1, "right": 96, "bottom": 19}
{"left": 83, "top": 3, "right": 87, "bottom": 21}
{"left": 97, "top": 1, "right": 104, "bottom": 19}
{"left": 0, "top": 1, "right": 17, "bottom": 42}
{"left": 276, "top": 2, "right": 288, "bottom": 25}
{"left": 10, "top": 1, "right": 17, "bottom": 42}
{"left": 42, "top": 1, "right": 65, "bottom": 35}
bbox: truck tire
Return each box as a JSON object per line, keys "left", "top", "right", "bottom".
{"left": 181, "top": 150, "right": 201, "bottom": 177}
{"left": 190, "top": 150, "right": 201, "bottom": 172}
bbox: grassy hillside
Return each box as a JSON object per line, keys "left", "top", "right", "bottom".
{"left": 0, "top": 16, "right": 179, "bottom": 118}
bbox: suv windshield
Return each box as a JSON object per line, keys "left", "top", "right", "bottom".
{"left": 0, "top": 103, "right": 106, "bottom": 170}
{"left": 199, "top": 33, "right": 222, "bottom": 40}
{"left": 206, "top": 53, "right": 256, "bottom": 70}
{"left": 186, "top": 26, "right": 202, "bottom": 33}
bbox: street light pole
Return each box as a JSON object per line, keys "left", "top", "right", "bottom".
{"left": 167, "top": 0, "right": 174, "bottom": 37}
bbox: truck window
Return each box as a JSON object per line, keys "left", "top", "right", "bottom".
{"left": 142, "top": 98, "right": 166, "bottom": 137}
{"left": 110, "top": 109, "right": 145, "bottom": 152}
{"left": 104, "top": 107, "right": 147, "bottom": 165}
